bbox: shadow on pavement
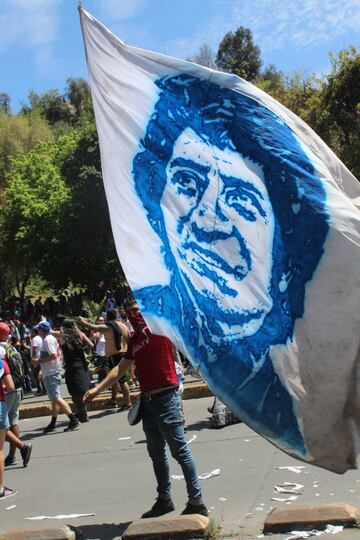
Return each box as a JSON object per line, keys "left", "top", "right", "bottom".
{"left": 184, "top": 420, "right": 209, "bottom": 431}
{"left": 73, "top": 521, "right": 131, "bottom": 539}
{"left": 88, "top": 409, "right": 119, "bottom": 420}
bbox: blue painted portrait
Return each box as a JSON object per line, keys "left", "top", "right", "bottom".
{"left": 132, "top": 73, "right": 329, "bottom": 455}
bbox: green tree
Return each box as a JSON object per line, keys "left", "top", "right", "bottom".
{"left": 216, "top": 27, "right": 261, "bottom": 81}
{"left": 43, "top": 122, "right": 124, "bottom": 290}
{"left": 65, "top": 77, "right": 92, "bottom": 119}
{"left": 0, "top": 110, "right": 54, "bottom": 188}
{"left": 322, "top": 47, "right": 360, "bottom": 179}
{"left": 22, "top": 89, "right": 72, "bottom": 125}
{"left": 0, "top": 94, "right": 11, "bottom": 115}
{"left": 1, "top": 142, "right": 70, "bottom": 298}
{"left": 256, "top": 64, "right": 286, "bottom": 100}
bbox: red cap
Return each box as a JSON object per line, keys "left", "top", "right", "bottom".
{"left": 0, "top": 322, "right": 10, "bottom": 342}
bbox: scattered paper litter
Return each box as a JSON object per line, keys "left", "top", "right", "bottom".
{"left": 6, "top": 505, "right": 16, "bottom": 510}
{"left": 187, "top": 434, "right": 197, "bottom": 444}
{"left": 26, "top": 513, "right": 95, "bottom": 520}
{"left": 255, "top": 506, "right": 264, "bottom": 511}
{"left": 271, "top": 495, "right": 298, "bottom": 502}
{"left": 274, "top": 482, "right": 304, "bottom": 494}
{"left": 285, "top": 524, "right": 344, "bottom": 540}
{"left": 118, "top": 436, "right": 131, "bottom": 441}
{"left": 276, "top": 466, "right": 306, "bottom": 474}
{"left": 285, "top": 532, "right": 320, "bottom": 540}
{"left": 173, "top": 468, "right": 220, "bottom": 481}
{"left": 244, "top": 439, "right": 251, "bottom": 442}
{"left": 198, "top": 468, "right": 220, "bottom": 480}
{"left": 325, "top": 525, "right": 343, "bottom": 534}
{"left": 219, "top": 497, "right": 227, "bottom": 501}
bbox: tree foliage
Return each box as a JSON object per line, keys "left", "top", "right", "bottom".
{"left": 1, "top": 142, "right": 69, "bottom": 298}
{"left": 0, "top": 111, "right": 54, "bottom": 188}
{"left": 42, "top": 122, "right": 124, "bottom": 291}
{"left": 216, "top": 27, "right": 261, "bottom": 80}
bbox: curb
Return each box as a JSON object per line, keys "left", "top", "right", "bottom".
{"left": 123, "top": 514, "right": 210, "bottom": 539}
{"left": 263, "top": 502, "right": 358, "bottom": 534}
{"left": 0, "top": 525, "right": 75, "bottom": 540}
{"left": 19, "top": 382, "right": 212, "bottom": 420}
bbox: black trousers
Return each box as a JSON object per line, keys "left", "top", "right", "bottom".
{"left": 71, "top": 393, "right": 88, "bottom": 422}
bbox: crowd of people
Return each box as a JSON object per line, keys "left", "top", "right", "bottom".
{"left": 0, "top": 291, "right": 239, "bottom": 516}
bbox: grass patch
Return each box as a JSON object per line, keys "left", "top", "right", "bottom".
{"left": 205, "top": 517, "right": 221, "bottom": 540}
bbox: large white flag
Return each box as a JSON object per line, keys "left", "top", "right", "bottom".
{"left": 79, "top": 7, "right": 360, "bottom": 472}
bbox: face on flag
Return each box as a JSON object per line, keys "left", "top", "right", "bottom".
{"left": 162, "top": 127, "right": 274, "bottom": 333}
{"left": 80, "top": 8, "right": 360, "bottom": 473}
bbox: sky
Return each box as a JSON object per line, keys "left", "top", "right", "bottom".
{"left": 1, "top": 0, "right": 360, "bottom": 112}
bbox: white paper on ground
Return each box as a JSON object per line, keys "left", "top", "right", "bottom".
{"left": 26, "top": 513, "right": 96, "bottom": 520}
{"left": 171, "top": 474, "right": 184, "bottom": 480}
{"left": 118, "top": 436, "right": 131, "bottom": 440}
{"left": 285, "top": 524, "right": 344, "bottom": 540}
{"left": 187, "top": 434, "right": 197, "bottom": 444}
{"left": 274, "top": 482, "right": 304, "bottom": 494}
{"left": 5, "top": 505, "right": 16, "bottom": 510}
{"left": 271, "top": 495, "right": 298, "bottom": 502}
{"left": 276, "top": 466, "right": 306, "bottom": 474}
{"left": 325, "top": 525, "right": 343, "bottom": 534}
{"left": 219, "top": 497, "right": 227, "bottom": 501}
{"left": 198, "top": 468, "right": 220, "bottom": 480}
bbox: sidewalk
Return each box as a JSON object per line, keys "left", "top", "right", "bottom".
{"left": 19, "top": 378, "right": 212, "bottom": 419}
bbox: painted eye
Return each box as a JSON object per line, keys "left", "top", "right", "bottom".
{"left": 172, "top": 170, "right": 200, "bottom": 198}
{"left": 225, "top": 187, "right": 266, "bottom": 221}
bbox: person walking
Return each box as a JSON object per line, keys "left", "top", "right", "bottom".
{"left": 0, "top": 324, "right": 32, "bottom": 468}
{"left": 79, "top": 309, "right": 131, "bottom": 410}
{"left": 30, "top": 327, "right": 46, "bottom": 395}
{"left": 53, "top": 319, "right": 93, "bottom": 423}
{"left": 0, "top": 352, "right": 17, "bottom": 500}
{"left": 36, "top": 321, "right": 80, "bottom": 433}
{"left": 84, "top": 300, "right": 208, "bottom": 518}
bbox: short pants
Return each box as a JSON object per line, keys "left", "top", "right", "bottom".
{"left": 5, "top": 388, "right": 22, "bottom": 426}
{"left": 43, "top": 372, "right": 62, "bottom": 400}
{"left": 0, "top": 401, "right": 10, "bottom": 430}
{"left": 110, "top": 353, "right": 127, "bottom": 384}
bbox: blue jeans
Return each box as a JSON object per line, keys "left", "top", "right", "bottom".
{"left": 141, "top": 388, "right": 202, "bottom": 503}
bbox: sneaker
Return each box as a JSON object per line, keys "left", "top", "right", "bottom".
{"left": 20, "top": 443, "right": 33, "bottom": 467}
{"left": 43, "top": 423, "right": 56, "bottom": 433}
{"left": 0, "top": 487, "right": 17, "bottom": 500}
{"left": 4, "top": 456, "right": 18, "bottom": 467}
{"left": 118, "top": 404, "right": 131, "bottom": 412}
{"left": 64, "top": 417, "right": 80, "bottom": 432}
{"left": 141, "top": 497, "right": 175, "bottom": 518}
{"left": 181, "top": 502, "right": 209, "bottom": 516}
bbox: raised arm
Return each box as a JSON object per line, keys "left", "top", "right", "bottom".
{"left": 78, "top": 316, "right": 108, "bottom": 333}
{"left": 84, "top": 357, "right": 134, "bottom": 402}
{"left": 80, "top": 331, "right": 94, "bottom": 351}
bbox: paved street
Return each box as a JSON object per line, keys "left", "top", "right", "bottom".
{"left": 2, "top": 395, "right": 360, "bottom": 539}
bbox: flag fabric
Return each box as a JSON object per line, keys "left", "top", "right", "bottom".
{"left": 79, "top": 7, "right": 360, "bottom": 473}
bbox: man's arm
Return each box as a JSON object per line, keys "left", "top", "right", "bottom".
{"left": 79, "top": 317, "right": 109, "bottom": 333}
{"left": 2, "top": 373, "right": 15, "bottom": 393}
{"left": 84, "top": 357, "right": 134, "bottom": 402}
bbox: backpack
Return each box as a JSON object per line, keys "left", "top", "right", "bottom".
{"left": 6, "top": 345, "right": 25, "bottom": 389}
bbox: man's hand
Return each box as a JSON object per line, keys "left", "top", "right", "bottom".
{"left": 84, "top": 387, "right": 100, "bottom": 403}
{"left": 78, "top": 316, "right": 87, "bottom": 326}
